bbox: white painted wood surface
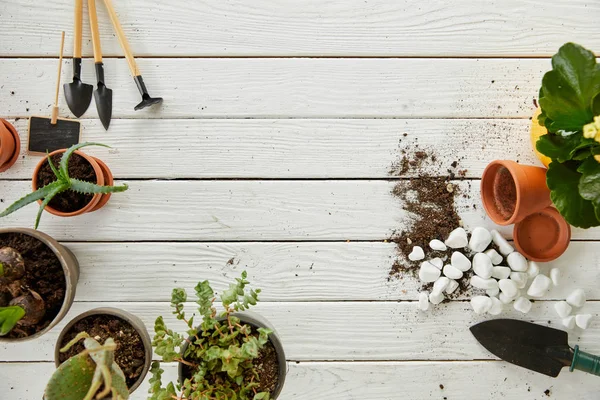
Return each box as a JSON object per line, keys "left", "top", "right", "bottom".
{"left": 1, "top": 1, "right": 599, "bottom": 398}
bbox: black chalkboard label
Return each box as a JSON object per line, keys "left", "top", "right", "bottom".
{"left": 28, "top": 116, "right": 81, "bottom": 154}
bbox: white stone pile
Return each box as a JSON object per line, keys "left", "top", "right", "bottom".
{"left": 555, "top": 289, "right": 593, "bottom": 330}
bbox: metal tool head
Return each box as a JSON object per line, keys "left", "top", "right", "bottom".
{"left": 64, "top": 79, "right": 93, "bottom": 118}
{"left": 470, "top": 319, "right": 572, "bottom": 377}
{"left": 134, "top": 94, "right": 163, "bottom": 111}
{"left": 94, "top": 83, "right": 113, "bottom": 130}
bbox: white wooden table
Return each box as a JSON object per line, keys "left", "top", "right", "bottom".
{"left": 1, "top": 1, "right": 600, "bottom": 398}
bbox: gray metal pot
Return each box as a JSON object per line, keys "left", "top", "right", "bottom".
{"left": 54, "top": 307, "right": 153, "bottom": 395}
{"left": 0, "top": 228, "right": 79, "bottom": 342}
{"left": 177, "top": 311, "right": 287, "bottom": 399}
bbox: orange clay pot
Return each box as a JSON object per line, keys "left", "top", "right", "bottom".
{"left": 0, "top": 119, "right": 20, "bottom": 172}
{"left": 513, "top": 207, "right": 571, "bottom": 262}
{"left": 32, "top": 149, "right": 114, "bottom": 217}
{"left": 481, "top": 160, "right": 552, "bottom": 226}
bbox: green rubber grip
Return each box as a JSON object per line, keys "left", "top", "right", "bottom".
{"left": 570, "top": 345, "right": 600, "bottom": 375}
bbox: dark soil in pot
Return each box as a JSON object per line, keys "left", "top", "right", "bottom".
{"left": 37, "top": 153, "right": 96, "bottom": 212}
{"left": 492, "top": 166, "right": 517, "bottom": 220}
{"left": 0, "top": 232, "right": 66, "bottom": 338}
{"left": 58, "top": 314, "right": 146, "bottom": 388}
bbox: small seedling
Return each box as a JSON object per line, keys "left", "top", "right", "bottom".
{"left": 45, "top": 332, "right": 129, "bottom": 400}
{"left": 0, "top": 142, "right": 128, "bottom": 229}
{"left": 150, "top": 271, "right": 273, "bottom": 400}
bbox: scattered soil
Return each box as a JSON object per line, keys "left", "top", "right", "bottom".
{"left": 493, "top": 166, "right": 516, "bottom": 220}
{"left": 59, "top": 314, "right": 147, "bottom": 389}
{"left": 36, "top": 153, "right": 97, "bottom": 213}
{"left": 0, "top": 232, "right": 65, "bottom": 338}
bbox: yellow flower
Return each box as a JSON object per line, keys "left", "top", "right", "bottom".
{"left": 583, "top": 116, "right": 600, "bottom": 142}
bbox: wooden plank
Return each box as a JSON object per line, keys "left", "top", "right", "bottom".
{"left": 64, "top": 241, "right": 600, "bottom": 302}
{"left": 0, "top": 0, "right": 598, "bottom": 57}
{"left": 0, "top": 58, "right": 542, "bottom": 119}
{"left": 1, "top": 360, "right": 598, "bottom": 400}
{"left": 0, "top": 118, "right": 538, "bottom": 179}
{"left": 1, "top": 301, "right": 598, "bottom": 362}
{"left": 1, "top": 180, "right": 598, "bottom": 241}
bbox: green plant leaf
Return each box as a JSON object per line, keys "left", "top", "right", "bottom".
{"left": 547, "top": 161, "right": 600, "bottom": 228}
{"left": 69, "top": 179, "right": 128, "bottom": 194}
{"left": 0, "top": 180, "right": 66, "bottom": 219}
{"left": 34, "top": 182, "right": 66, "bottom": 229}
{"left": 58, "top": 142, "right": 110, "bottom": 179}
{"left": 539, "top": 43, "right": 600, "bottom": 132}
{"left": 0, "top": 306, "right": 25, "bottom": 335}
{"left": 535, "top": 130, "right": 593, "bottom": 162}
{"left": 46, "top": 152, "right": 64, "bottom": 181}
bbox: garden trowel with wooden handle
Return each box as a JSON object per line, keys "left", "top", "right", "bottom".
{"left": 470, "top": 319, "right": 600, "bottom": 377}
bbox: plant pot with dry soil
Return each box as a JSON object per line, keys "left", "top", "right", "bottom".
{"left": 150, "top": 271, "right": 287, "bottom": 400}
{"left": 53, "top": 307, "right": 152, "bottom": 398}
{"left": 0, "top": 228, "right": 79, "bottom": 341}
{"left": 0, "top": 142, "right": 128, "bottom": 229}
{"left": 0, "top": 119, "right": 20, "bottom": 173}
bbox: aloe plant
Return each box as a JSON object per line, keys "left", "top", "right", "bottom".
{"left": 0, "top": 142, "right": 128, "bottom": 229}
{"left": 45, "top": 332, "right": 129, "bottom": 400}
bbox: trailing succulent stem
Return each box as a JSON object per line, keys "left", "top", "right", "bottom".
{"left": 0, "top": 142, "right": 129, "bottom": 229}
{"left": 150, "top": 271, "right": 274, "bottom": 400}
{"left": 44, "top": 332, "right": 129, "bottom": 400}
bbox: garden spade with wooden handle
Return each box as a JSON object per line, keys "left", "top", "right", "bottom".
{"left": 63, "top": 0, "right": 93, "bottom": 117}
{"left": 102, "top": 0, "right": 163, "bottom": 111}
{"left": 471, "top": 319, "right": 600, "bottom": 377}
{"left": 89, "top": 0, "right": 112, "bottom": 130}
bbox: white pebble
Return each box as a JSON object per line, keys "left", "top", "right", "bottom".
{"left": 554, "top": 301, "right": 573, "bottom": 319}
{"left": 484, "top": 249, "right": 503, "bottom": 265}
{"left": 562, "top": 316, "right": 576, "bottom": 330}
{"left": 576, "top": 314, "right": 593, "bottom": 330}
{"left": 527, "top": 274, "right": 552, "bottom": 298}
{"left": 491, "top": 266, "right": 511, "bottom": 280}
{"left": 418, "top": 292, "right": 429, "bottom": 311}
{"left": 550, "top": 268, "right": 561, "bottom": 286}
{"left": 408, "top": 246, "right": 425, "bottom": 261}
{"left": 499, "top": 292, "right": 515, "bottom": 304}
{"left": 486, "top": 287, "right": 500, "bottom": 297}
{"left": 445, "top": 227, "right": 468, "bottom": 249}
{"left": 491, "top": 230, "right": 515, "bottom": 256}
{"left": 429, "top": 291, "right": 445, "bottom": 305}
{"left": 469, "top": 227, "right": 492, "bottom": 253}
{"left": 429, "top": 257, "right": 444, "bottom": 270}
{"left": 443, "top": 264, "right": 463, "bottom": 280}
{"left": 471, "top": 296, "right": 493, "bottom": 314}
{"left": 513, "top": 297, "right": 532, "bottom": 314}
{"left": 451, "top": 252, "right": 471, "bottom": 272}
{"left": 433, "top": 277, "right": 451, "bottom": 294}
{"left": 470, "top": 276, "right": 499, "bottom": 290}
{"left": 566, "top": 289, "right": 586, "bottom": 308}
{"left": 445, "top": 279, "right": 459, "bottom": 294}
{"left": 498, "top": 279, "right": 518, "bottom": 298}
{"left": 429, "top": 239, "right": 447, "bottom": 251}
{"left": 510, "top": 272, "right": 529, "bottom": 289}
{"left": 473, "top": 253, "right": 493, "bottom": 279}
{"left": 419, "top": 261, "right": 441, "bottom": 283}
{"left": 507, "top": 252, "right": 528, "bottom": 272}
{"left": 488, "top": 296, "right": 504, "bottom": 315}
{"left": 527, "top": 261, "right": 540, "bottom": 279}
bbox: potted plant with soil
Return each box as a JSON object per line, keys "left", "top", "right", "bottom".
{"left": 55, "top": 308, "right": 152, "bottom": 396}
{"left": 45, "top": 332, "right": 130, "bottom": 400}
{"left": 0, "top": 228, "right": 79, "bottom": 341}
{"left": 0, "top": 142, "right": 128, "bottom": 229}
{"left": 150, "top": 271, "right": 286, "bottom": 400}
{"left": 0, "top": 118, "right": 20, "bottom": 173}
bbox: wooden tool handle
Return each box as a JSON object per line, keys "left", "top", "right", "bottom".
{"left": 74, "top": 0, "right": 83, "bottom": 58}
{"left": 102, "top": 0, "right": 140, "bottom": 76}
{"left": 52, "top": 31, "right": 66, "bottom": 124}
{"left": 88, "top": 0, "right": 102, "bottom": 63}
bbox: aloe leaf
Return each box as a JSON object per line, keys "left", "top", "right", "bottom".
{"left": 69, "top": 179, "right": 128, "bottom": 194}
{"left": 34, "top": 183, "right": 66, "bottom": 229}
{"left": 46, "top": 152, "right": 63, "bottom": 181}
{"left": 0, "top": 181, "right": 66, "bottom": 219}
{"left": 59, "top": 143, "right": 111, "bottom": 179}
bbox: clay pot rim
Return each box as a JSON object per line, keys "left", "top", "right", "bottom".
{"left": 0, "top": 228, "right": 79, "bottom": 343}
{"left": 0, "top": 119, "right": 21, "bottom": 173}
{"left": 513, "top": 207, "right": 571, "bottom": 262}
{"left": 54, "top": 307, "right": 153, "bottom": 395}
{"left": 481, "top": 160, "right": 523, "bottom": 226}
{"left": 31, "top": 149, "right": 104, "bottom": 216}
{"left": 90, "top": 157, "right": 114, "bottom": 212}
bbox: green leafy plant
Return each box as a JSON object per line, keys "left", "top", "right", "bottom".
{"left": 44, "top": 332, "right": 129, "bottom": 400}
{"left": 0, "top": 142, "right": 128, "bottom": 229}
{"left": 536, "top": 43, "right": 600, "bottom": 228}
{"left": 150, "top": 271, "right": 274, "bottom": 400}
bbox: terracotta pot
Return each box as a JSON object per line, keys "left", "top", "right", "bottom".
{"left": 0, "top": 228, "right": 79, "bottom": 342}
{"left": 0, "top": 119, "right": 20, "bottom": 173}
{"left": 513, "top": 207, "right": 571, "bottom": 262}
{"left": 31, "top": 149, "right": 114, "bottom": 217}
{"left": 481, "top": 160, "right": 552, "bottom": 225}
{"left": 54, "top": 307, "right": 152, "bottom": 395}
{"left": 178, "top": 312, "right": 287, "bottom": 399}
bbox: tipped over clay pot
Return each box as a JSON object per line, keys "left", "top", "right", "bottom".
{"left": 481, "top": 160, "right": 552, "bottom": 225}
{"left": 514, "top": 207, "right": 571, "bottom": 262}
{"left": 0, "top": 119, "right": 20, "bottom": 173}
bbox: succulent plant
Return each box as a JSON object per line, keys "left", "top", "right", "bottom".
{"left": 0, "top": 142, "right": 128, "bottom": 229}
{"left": 44, "top": 332, "right": 129, "bottom": 400}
